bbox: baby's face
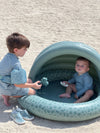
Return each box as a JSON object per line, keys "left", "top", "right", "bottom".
{"left": 75, "top": 60, "right": 89, "bottom": 75}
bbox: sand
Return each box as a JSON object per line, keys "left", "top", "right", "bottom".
{"left": 0, "top": 0, "right": 100, "bottom": 132}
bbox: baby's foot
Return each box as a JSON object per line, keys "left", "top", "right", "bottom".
{"left": 59, "top": 93, "right": 71, "bottom": 98}
{"left": 74, "top": 100, "right": 80, "bottom": 103}
{"left": 2, "top": 95, "right": 10, "bottom": 106}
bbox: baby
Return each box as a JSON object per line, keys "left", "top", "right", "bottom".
{"left": 59, "top": 57, "right": 94, "bottom": 103}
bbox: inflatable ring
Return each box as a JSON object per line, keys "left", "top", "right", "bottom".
{"left": 18, "top": 41, "right": 100, "bottom": 121}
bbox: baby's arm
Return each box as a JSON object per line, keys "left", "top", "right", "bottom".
{"left": 62, "top": 81, "right": 69, "bottom": 84}
{"left": 67, "top": 73, "right": 76, "bottom": 84}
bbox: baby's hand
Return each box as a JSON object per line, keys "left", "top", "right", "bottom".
{"left": 62, "top": 81, "right": 69, "bottom": 84}
{"left": 60, "top": 81, "right": 69, "bottom": 87}
{"left": 33, "top": 81, "right": 42, "bottom": 89}
{"left": 74, "top": 94, "right": 78, "bottom": 99}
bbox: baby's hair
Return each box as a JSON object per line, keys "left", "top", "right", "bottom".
{"left": 76, "top": 57, "right": 91, "bottom": 67}
{"left": 6, "top": 32, "right": 30, "bottom": 53}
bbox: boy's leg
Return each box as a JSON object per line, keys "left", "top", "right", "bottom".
{"left": 12, "top": 88, "right": 36, "bottom": 98}
{"left": 75, "top": 90, "right": 94, "bottom": 103}
{"left": 2, "top": 95, "right": 10, "bottom": 106}
{"left": 28, "top": 88, "right": 36, "bottom": 95}
{"left": 2, "top": 87, "right": 36, "bottom": 106}
{"left": 10, "top": 88, "right": 36, "bottom": 99}
{"left": 13, "top": 96, "right": 22, "bottom": 98}
{"left": 13, "top": 88, "right": 36, "bottom": 96}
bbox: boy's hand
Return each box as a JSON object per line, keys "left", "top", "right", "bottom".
{"left": 33, "top": 81, "right": 42, "bottom": 89}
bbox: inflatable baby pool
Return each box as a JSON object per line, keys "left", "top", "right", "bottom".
{"left": 18, "top": 41, "right": 100, "bottom": 121}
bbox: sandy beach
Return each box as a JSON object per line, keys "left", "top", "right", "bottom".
{"left": 0, "top": 0, "right": 100, "bottom": 132}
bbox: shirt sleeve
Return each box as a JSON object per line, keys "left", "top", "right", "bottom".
{"left": 76, "top": 75, "right": 93, "bottom": 97}
{"left": 0, "top": 55, "right": 13, "bottom": 75}
{"left": 68, "top": 73, "right": 76, "bottom": 84}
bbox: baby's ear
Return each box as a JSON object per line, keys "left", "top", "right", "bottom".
{"left": 87, "top": 67, "right": 90, "bottom": 71}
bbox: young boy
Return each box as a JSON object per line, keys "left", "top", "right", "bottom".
{"left": 0, "top": 32, "right": 42, "bottom": 106}
{"left": 59, "top": 57, "right": 94, "bottom": 103}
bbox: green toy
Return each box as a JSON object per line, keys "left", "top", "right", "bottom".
{"left": 40, "top": 77, "right": 49, "bottom": 87}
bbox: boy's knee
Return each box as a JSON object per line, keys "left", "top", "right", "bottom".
{"left": 28, "top": 88, "right": 36, "bottom": 95}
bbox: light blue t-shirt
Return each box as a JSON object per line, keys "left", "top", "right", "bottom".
{"left": 0, "top": 53, "right": 21, "bottom": 76}
{"left": 0, "top": 53, "right": 29, "bottom": 96}
{"left": 68, "top": 72, "right": 93, "bottom": 97}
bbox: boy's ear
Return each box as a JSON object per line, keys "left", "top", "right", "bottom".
{"left": 13, "top": 48, "right": 18, "bottom": 53}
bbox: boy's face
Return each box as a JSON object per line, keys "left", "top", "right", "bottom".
{"left": 75, "top": 60, "right": 89, "bottom": 75}
{"left": 14, "top": 46, "right": 27, "bottom": 57}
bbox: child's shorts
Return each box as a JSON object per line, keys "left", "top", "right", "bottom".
{"left": 0, "top": 81, "right": 29, "bottom": 96}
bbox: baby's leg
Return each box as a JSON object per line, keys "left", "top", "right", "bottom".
{"left": 70, "top": 84, "right": 77, "bottom": 93}
{"left": 75, "top": 90, "right": 94, "bottom": 103}
{"left": 59, "top": 86, "right": 72, "bottom": 98}
{"left": 2, "top": 95, "right": 10, "bottom": 106}
{"left": 59, "top": 93, "right": 71, "bottom": 98}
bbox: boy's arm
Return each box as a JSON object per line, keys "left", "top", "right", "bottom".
{"left": 14, "top": 81, "right": 42, "bottom": 89}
